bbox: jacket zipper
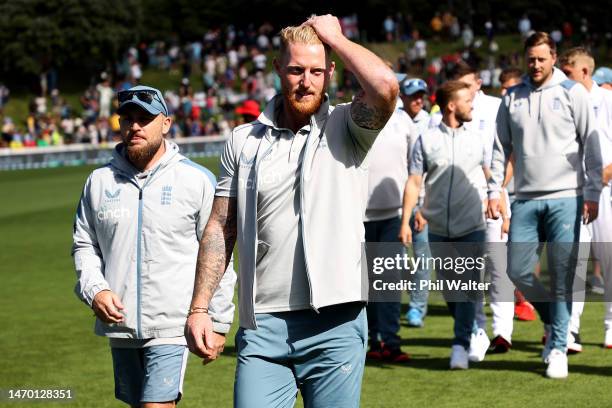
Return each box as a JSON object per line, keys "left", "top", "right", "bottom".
{"left": 300, "top": 120, "right": 317, "bottom": 312}
{"left": 250, "top": 136, "right": 276, "bottom": 327}
{"left": 135, "top": 166, "right": 161, "bottom": 339}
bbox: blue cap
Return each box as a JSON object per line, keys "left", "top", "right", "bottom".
{"left": 401, "top": 78, "right": 428, "bottom": 96}
{"left": 593, "top": 67, "right": 612, "bottom": 86}
{"left": 117, "top": 85, "right": 169, "bottom": 116}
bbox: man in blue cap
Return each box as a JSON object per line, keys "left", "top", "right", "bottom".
{"left": 72, "top": 85, "right": 236, "bottom": 407}
{"left": 398, "top": 77, "right": 433, "bottom": 328}
{"left": 593, "top": 67, "right": 612, "bottom": 91}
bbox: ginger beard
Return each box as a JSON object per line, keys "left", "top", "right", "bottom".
{"left": 125, "top": 134, "right": 163, "bottom": 167}
{"left": 280, "top": 73, "right": 327, "bottom": 117}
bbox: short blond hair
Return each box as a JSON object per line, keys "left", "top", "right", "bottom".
{"left": 436, "top": 80, "right": 471, "bottom": 111}
{"left": 524, "top": 32, "right": 556, "bottom": 55}
{"left": 279, "top": 25, "right": 331, "bottom": 61}
{"left": 558, "top": 47, "right": 595, "bottom": 75}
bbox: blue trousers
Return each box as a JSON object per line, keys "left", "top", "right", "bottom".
{"left": 429, "top": 229, "right": 486, "bottom": 349}
{"left": 364, "top": 217, "right": 402, "bottom": 348}
{"left": 408, "top": 209, "right": 432, "bottom": 315}
{"left": 508, "top": 197, "right": 582, "bottom": 351}
{"left": 234, "top": 303, "right": 367, "bottom": 408}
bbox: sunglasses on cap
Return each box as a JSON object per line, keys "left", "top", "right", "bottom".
{"left": 118, "top": 90, "right": 168, "bottom": 114}
{"left": 405, "top": 79, "right": 427, "bottom": 89}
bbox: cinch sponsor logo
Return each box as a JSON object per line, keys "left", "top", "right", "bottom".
{"left": 97, "top": 207, "right": 131, "bottom": 221}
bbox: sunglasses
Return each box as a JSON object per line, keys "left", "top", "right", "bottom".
{"left": 118, "top": 90, "right": 167, "bottom": 114}
{"left": 405, "top": 79, "right": 427, "bottom": 88}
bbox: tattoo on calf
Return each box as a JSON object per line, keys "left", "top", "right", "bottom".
{"left": 350, "top": 90, "right": 389, "bottom": 130}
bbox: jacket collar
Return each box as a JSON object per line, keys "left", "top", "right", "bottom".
{"left": 110, "top": 139, "right": 181, "bottom": 179}
{"left": 257, "top": 94, "right": 330, "bottom": 138}
{"left": 439, "top": 119, "right": 467, "bottom": 135}
{"left": 522, "top": 67, "right": 568, "bottom": 91}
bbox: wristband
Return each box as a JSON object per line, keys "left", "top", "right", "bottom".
{"left": 188, "top": 306, "right": 209, "bottom": 316}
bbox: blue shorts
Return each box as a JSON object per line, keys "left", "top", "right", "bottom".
{"left": 234, "top": 302, "right": 367, "bottom": 408}
{"left": 111, "top": 345, "right": 189, "bottom": 405}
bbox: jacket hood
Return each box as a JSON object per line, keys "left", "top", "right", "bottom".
{"left": 519, "top": 67, "right": 569, "bottom": 121}
{"left": 523, "top": 67, "right": 568, "bottom": 90}
{"left": 110, "top": 139, "right": 182, "bottom": 179}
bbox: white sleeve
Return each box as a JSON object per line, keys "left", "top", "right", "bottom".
{"left": 72, "top": 176, "right": 110, "bottom": 307}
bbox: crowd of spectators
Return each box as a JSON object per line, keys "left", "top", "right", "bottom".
{"left": 1, "top": 12, "right": 611, "bottom": 149}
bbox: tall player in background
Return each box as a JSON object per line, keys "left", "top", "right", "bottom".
{"left": 488, "top": 32, "right": 602, "bottom": 379}
{"left": 559, "top": 47, "right": 612, "bottom": 350}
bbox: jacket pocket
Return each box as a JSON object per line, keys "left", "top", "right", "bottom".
{"left": 256, "top": 240, "right": 271, "bottom": 264}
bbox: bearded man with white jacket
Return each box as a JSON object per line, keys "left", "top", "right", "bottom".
{"left": 72, "top": 85, "right": 236, "bottom": 407}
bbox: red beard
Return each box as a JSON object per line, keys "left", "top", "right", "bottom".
{"left": 284, "top": 87, "right": 325, "bottom": 117}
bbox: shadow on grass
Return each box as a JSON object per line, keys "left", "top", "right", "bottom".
{"left": 367, "top": 354, "right": 612, "bottom": 377}
{"left": 400, "top": 337, "right": 453, "bottom": 349}
{"left": 471, "top": 359, "right": 612, "bottom": 377}
{"left": 221, "top": 345, "right": 237, "bottom": 357}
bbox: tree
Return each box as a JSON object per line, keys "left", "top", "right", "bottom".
{"left": 0, "top": 0, "right": 140, "bottom": 78}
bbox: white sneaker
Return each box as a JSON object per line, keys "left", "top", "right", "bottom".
{"left": 545, "top": 349, "right": 568, "bottom": 379}
{"left": 542, "top": 324, "right": 553, "bottom": 361}
{"left": 604, "top": 329, "right": 612, "bottom": 349}
{"left": 567, "top": 331, "right": 583, "bottom": 353}
{"left": 450, "top": 345, "right": 469, "bottom": 370}
{"left": 468, "top": 328, "right": 490, "bottom": 362}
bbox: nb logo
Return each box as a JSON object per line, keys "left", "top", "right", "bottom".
{"left": 562, "top": 223, "right": 571, "bottom": 230}
{"left": 163, "top": 377, "right": 175, "bottom": 387}
{"left": 340, "top": 364, "right": 353, "bottom": 374}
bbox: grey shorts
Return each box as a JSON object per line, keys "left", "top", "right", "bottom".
{"left": 111, "top": 345, "right": 189, "bottom": 405}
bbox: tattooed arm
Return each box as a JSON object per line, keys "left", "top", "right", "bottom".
{"left": 185, "top": 196, "right": 237, "bottom": 362}
{"left": 306, "top": 14, "right": 398, "bottom": 130}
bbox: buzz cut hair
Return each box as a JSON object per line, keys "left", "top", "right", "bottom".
{"left": 279, "top": 24, "right": 331, "bottom": 61}
{"left": 435, "top": 80, "right": 471, "bottom": 111}
{"left": 499, "top": 67, "right": 523, "bottom": 84}
{"left": 558, "top": 47, "right": 595, "bottom": 75}
{"left": 524, "top": 31, "right": 556, "bottom": 55}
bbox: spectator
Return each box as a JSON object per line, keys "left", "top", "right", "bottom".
{"left": 383, "top": 15, "right": 395, "bottom": 42}
{"left": 96, "top": 73, "right": 114, "bottom": 119}
{"left": 518, "top": 14, "right": 531, "bottom": 38}
{"left": 0, "top": 83, "right": 10, "bottom": 114}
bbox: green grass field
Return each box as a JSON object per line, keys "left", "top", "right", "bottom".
{"left": 1, "top": 159, "right": 611, "bottom": 407}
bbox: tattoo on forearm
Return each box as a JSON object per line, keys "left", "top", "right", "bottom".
{"left": 193, "top": 197, "right": 237, "bottom": 305}
{"left": 350, "top": 90, "right": 390, "bottom": 130}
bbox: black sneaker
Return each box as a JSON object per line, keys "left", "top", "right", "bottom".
{"left": 567, "top": 332, "right": 583, "bottom": 354}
